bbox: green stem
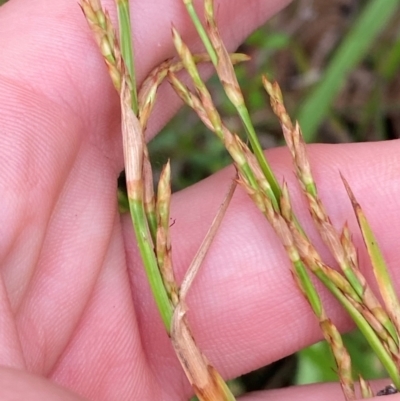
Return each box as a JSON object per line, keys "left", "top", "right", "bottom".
{"left": 145, "top": 207, "right": 158, "bottom": 245}
{"left": 116, "top": 0, "right": 138, "bottom": 114}
{"left": 184, "top": 1, "right": 282, "bottom": 204}
{"left": 236, "top": 105, "right": 281, "bottom": 202}
{"left": 293, "top": 260, "right": 323, "bottom": 317}
{"left": 129, "top": 199, "right": 173, "bottom": 332}
{"left": 183, "top": 0, "right": 217, "bottom": 65}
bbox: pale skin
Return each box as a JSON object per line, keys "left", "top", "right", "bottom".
{"left": 0, "top": 0, "right": 400, "bottom": 400}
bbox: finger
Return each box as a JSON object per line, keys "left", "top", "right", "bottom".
{"left": 0, "top": 366, "right": 88, "bottom": 401}
{"left": 239, "top": 380, "right": 400, "bottom": 401}
{"left": 124, "top": 140, "right": 400, "bottom": 397}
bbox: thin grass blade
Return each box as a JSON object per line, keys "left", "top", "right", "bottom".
{"left": 342, "top": 175, "right": 400, "bottom": 345}
{"left": 180, "top": 180, "right": 236, "bottom": 299}
{"left": 296, "top": 0, "right": 400, "bottom": 141}
{"left": 172, "top": 180, "right": 237, "bottom": 401}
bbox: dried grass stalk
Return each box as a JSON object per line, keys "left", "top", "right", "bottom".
{"left": 171, "top": 182, "right": 237, "bottom": 401}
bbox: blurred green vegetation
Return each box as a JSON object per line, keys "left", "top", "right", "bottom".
{"left": 296, "top": 330, "right": 387, "bottom": 385}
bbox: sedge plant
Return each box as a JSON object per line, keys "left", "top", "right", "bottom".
{"left": 82, "top": 0, "right": 400, "bottom": 399}
{"left": 81, "top": 1, "right": 243, "bottom": 399}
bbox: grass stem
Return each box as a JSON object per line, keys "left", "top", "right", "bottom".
{"left": 116, "top": 0, "right": 138, "bottom": 113}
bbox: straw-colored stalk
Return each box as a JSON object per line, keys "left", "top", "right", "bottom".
{"left": 171, "top": 182, "right": 237, "bottom": 401}
{"left": 156, "top": 162, "right": 179, "bottom": 306}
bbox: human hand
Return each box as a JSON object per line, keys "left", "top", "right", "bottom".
{"left": 1, "top": 0, "right": 399, "bottom": 400}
